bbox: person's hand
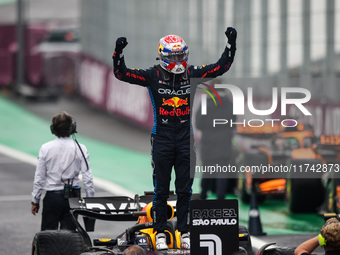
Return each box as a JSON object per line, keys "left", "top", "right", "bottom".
{"left": 115, "top": 37, "right": 128, "bottom": 52}
{"left": 225, "top": 27, "right": 237, "bottom": 44}
{"left": 31, "top": 204, "right": 39, "bottom": 215}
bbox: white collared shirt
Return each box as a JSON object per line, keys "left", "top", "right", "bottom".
{"left": 32, "top": 137, "right": 95, "bottom": 203}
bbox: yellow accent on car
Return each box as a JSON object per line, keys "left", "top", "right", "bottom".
{"left": 99, "top": 239, "right": 112, "bottom": 242}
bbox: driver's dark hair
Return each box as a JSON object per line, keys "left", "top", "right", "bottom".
{"left": 51, "top": 112, "right": 73, "bottom": 138}
{"left": 123, "top": 245, "right": 145, "bottom": 255}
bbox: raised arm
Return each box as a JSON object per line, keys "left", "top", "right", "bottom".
{"left": 112, "top": 37, "right": 152, "bottom": 86}
{"left": 190, "top": 27, "right": 237, "bottom": 78}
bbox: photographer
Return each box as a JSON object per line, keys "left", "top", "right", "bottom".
{"left": 294, "top": 217, "right": 340, "bottom": 255}
{"left": 31, "top": 112, "right": 95, "bottom": 231}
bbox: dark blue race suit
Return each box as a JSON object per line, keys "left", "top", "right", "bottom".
{"left": 112, "top": 41, "right": 236, "bottom": 233}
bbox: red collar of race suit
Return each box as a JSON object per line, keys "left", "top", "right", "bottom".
{"left": 155, "top": 64, "right": 189, "bottom": 81}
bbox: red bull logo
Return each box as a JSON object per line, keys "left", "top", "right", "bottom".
{"left": 159, "top": 106, "right": 190, "bottom": 117}
{"left": 161, "top": 97, "right": 189, "bottom": 116}
{"left": 162, "top": 97, "right": 188, "bottom": 108}
{"left": 164, "top": 35, "right": 182, "bottom": 44}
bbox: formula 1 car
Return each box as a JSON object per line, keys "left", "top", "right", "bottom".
{"left": 317, "top": 135, "right": 340, "bottom": 214}
{"left": 236, "top": 124, "right": 327, "bottom": 213}
{"left": 32, "top": 192, "right": 253, "bottom": 255}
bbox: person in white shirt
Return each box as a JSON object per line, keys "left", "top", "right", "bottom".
{"left": 31, "top": 112, "right": 95, "bottom": 230}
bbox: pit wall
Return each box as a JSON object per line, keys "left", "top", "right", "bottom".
{"left": 0, "top": 24, "right": 47, "bottom": 87}
{"left": 78, "top": 54, "right": 154, "bottom": 130}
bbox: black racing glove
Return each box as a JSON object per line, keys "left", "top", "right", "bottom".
{"left": 225, "top": 27, "right": 237, "bottom": 46}
{"left": 115, "top": 37, "right": 128, "bottom": 52}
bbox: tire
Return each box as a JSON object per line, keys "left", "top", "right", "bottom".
{"left": 32, "top": 230, "right": 84, "bottom": 255}
{"left": 286, "top": 178, "right": 325, "bottom": 213}
{"left": 323, "top": 177, "right": 335, "bottom": 213}
{"left": 238, "top": 150, "right": 269, "bottom": 203}
{"left": 239, "top": 225, "right": 253, "bottom": 255}
{"left": 238, "top": 178, "right": 266, "bottom": 204}
{"left": 259, "top": 246, "right": 295, "bottom": 255}
{"left": 239, "top": 178, "right": 250, "bottom": 203}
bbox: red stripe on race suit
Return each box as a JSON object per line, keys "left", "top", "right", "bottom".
{"left": 125, "top": 72, "right": 146, "bottom": 81}
{"left": 201, "top": 65, "right": 221, "bottom": 78}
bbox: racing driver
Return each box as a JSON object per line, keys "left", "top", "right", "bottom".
{"left": 113, "top": 27, "right": 237, "bottom": 250}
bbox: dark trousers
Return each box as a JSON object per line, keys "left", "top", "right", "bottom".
{"left": 151, "top": 134, "right": 193, "bottom": 233}
{"left": 41, "top": 191, "right": 76, "bottom": 231}
{"left": 200, "top": 157, "right": 234, "bottom": 200}
{"left": 201, "top": 178, "right": 235, "bottom": 200}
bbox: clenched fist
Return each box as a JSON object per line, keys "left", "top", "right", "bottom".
{"left": 115, "top": 37, "right": 128, "bottom": 52}
{"left": 225, "top": 27, "right": 237, "bottom": 45}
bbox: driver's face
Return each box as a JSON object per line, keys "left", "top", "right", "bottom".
{"left": 172, "top": 54, "right": 184, "bottom": 62}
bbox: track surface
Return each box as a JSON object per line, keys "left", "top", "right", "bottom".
{"left": 0, "top": 94, "right": 151, "bottom": 253}
{"left": 0, "top": 94, "right": 153, "bottom": 253}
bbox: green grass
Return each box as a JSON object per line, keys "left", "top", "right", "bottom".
{"left": 0, "top": 0, "right": 15, "bottom": 5}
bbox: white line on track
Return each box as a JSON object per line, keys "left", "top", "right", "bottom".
{"left": 0, "top": 192, "right": 119, "bottom": 202}
{"left": 0, "top": 194, "right": 32, "bottom": 202}
{"left": 0, "top": 144, "right": 38, "bottom": 165}
{"left": 0, "top": 143, "right": 134, "bottom": 198}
